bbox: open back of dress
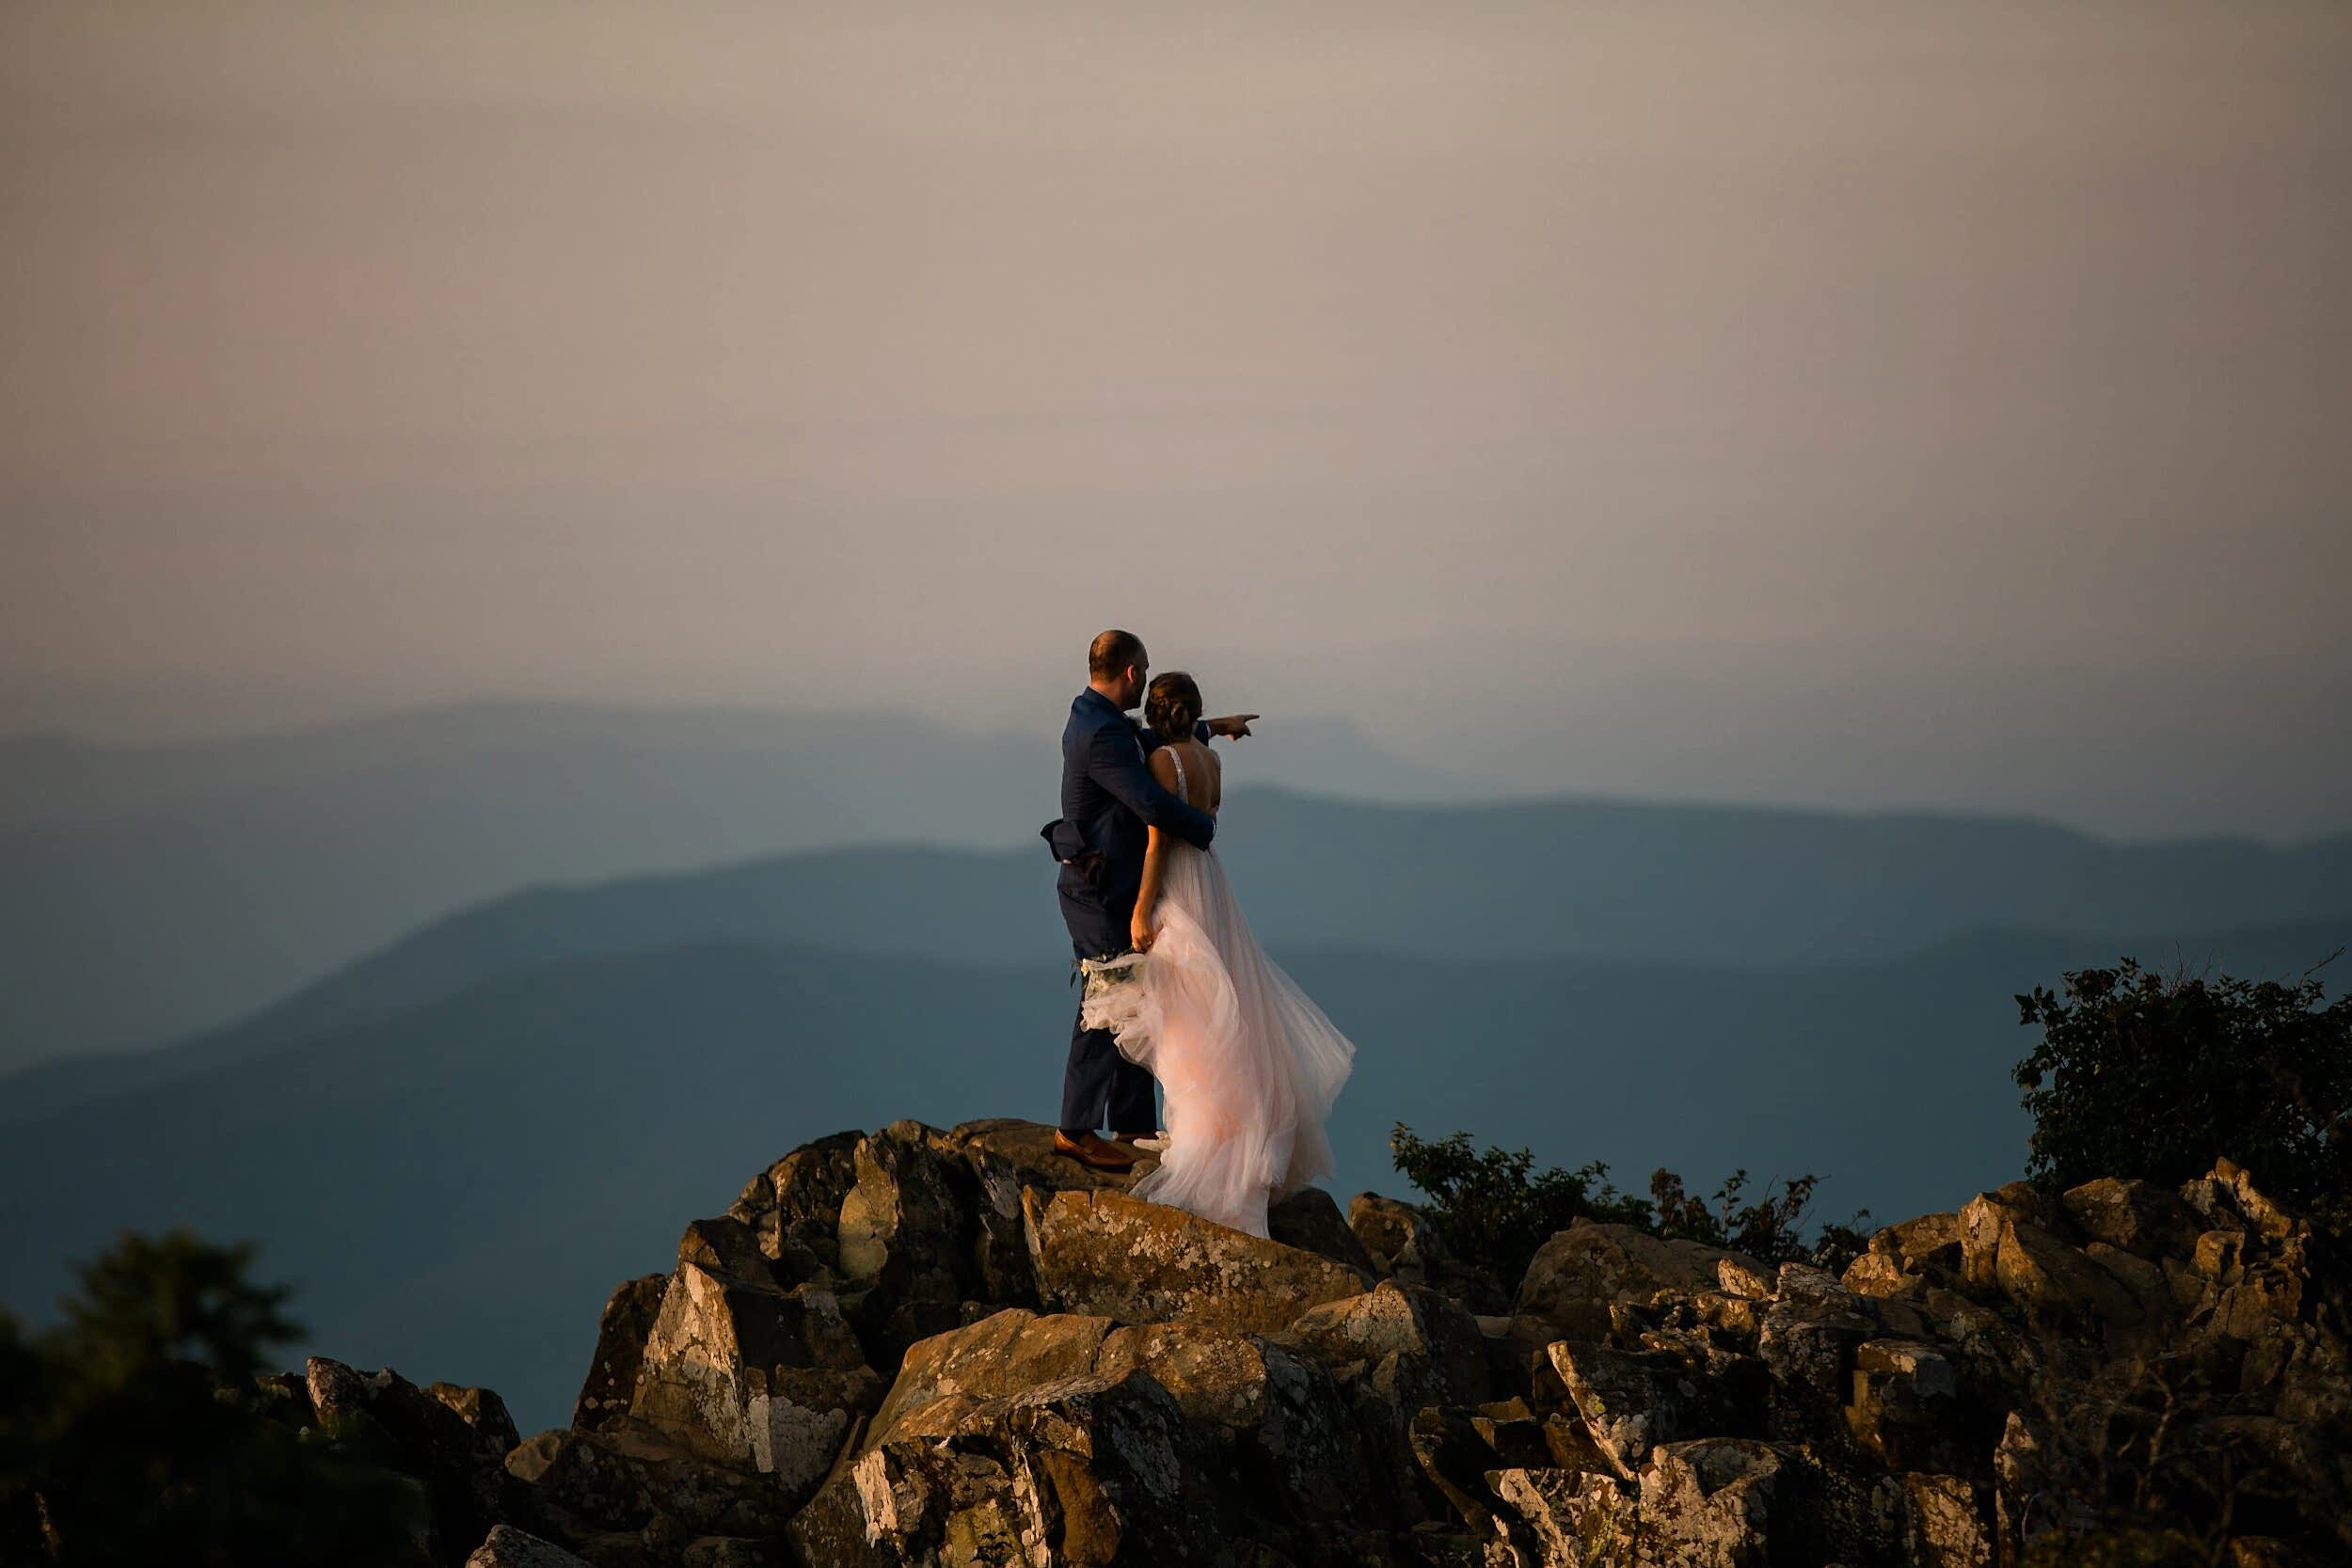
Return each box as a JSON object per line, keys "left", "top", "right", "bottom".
{"left": 1078, "top": 747, "right": 1357, "bottom": 1238}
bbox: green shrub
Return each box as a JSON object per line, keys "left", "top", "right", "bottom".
{"left": 1390, "top": 1124, "right": 1870, "bottom": 1287}
{"left": 2013, "top": 956, "right": 2350, "bottom": 1227}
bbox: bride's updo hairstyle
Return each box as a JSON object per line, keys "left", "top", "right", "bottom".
{"left": 1145, "top": 672, "right": 1202, "bottom": 744}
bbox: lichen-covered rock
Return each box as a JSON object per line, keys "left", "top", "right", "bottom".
{"left": 725, "top": 1129, "right": 863, "bottom": 1279}
{"left": 788, "top": 1370, "right": 1213, "bottom": 1568}
{"left": 1347, "top": 1192, "right": 1436, "bottom": 1274}
{"left": 310, "top": 1129, "right": 2352, "bottom": 1566}
{"left": 1755, "top": 1291, "right": 1876, "bottom": 1439}
{"left": 943, "top": 1117, "right": 1142, "bottom": 1306}
{"left": 627, "top": 1261, "right": 880, "bottom": 1497}
{"left": 1347, "top": 1191, "right": 1512, "bottom": 1315}
{"left": 866, "top": 1307, "right": 1116, "bottom": 1449}
{"left": 1994, "top": 1215, "right": 2147, "bottom": 1332}
{"left": 573, "top": 1274, "right": 669, "bottom": 1433}
{"left": 2181, "top": 1156, "right": 2303, "bottom": 1244}
{"left": 1486, "top": 1465, "right": 1632, "bottom": 1565}
{"left": 1845, "top": 1338, "right": 1965, "bottom": 1472}
{"left": 1637, "top": 1438, "right": 1787, "bottom": 1567}
{"left": 1900, "top": 1472, "right": 1994, "bottom": 1568}
{"left": 2060, "top": 1178, "right": 2203, "bottom": 1261}
{"left": 835, "top": 1120, "right": 987, "bottom": 1361}
{"left": 1958, "top": 1184, "right": 2069, "bottom": 1289}
{"left": 1545, "top": 1338, "right": 1767, "bottom": 1483}
{"left": 1283, "top": 1279, "right": 1491, "bottom": 1406}
{"left": 1025, "top": 1186, "right": 1370, "bottom": 1334}
{"left": 1515, "top": 1224, "right": 1765, "bottom": 1339}
{"left": 432, "top": 1381, "right": 523, "bottom": 1458}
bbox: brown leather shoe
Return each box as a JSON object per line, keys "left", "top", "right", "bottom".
{"left": 1054, "top": 1130, "right": 1136, "bottom": 1172}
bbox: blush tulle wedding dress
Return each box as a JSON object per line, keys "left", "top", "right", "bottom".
{"left": 1078, "top": 746, "right": 1357, "bottom": 1239}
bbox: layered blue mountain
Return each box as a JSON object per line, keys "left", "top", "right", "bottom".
{"left": 0, "top": 699, "right": 1474, "bottom": 1069}
{"left": 5, "top": 699, "right": 2346, "bottom": 1072}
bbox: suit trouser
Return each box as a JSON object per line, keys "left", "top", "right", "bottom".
{"left": 1058, "top": 890, "right": 1159, "bottom": 1136}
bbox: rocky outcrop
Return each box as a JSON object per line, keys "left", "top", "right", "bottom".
{"left": 248, "top": 1122, "right": 2347, "bottom": 1567}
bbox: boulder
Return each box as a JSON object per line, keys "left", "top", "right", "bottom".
{"left": 1900, "top": 1473, "right": 1994, "bottom": 1568}
{"left": 1958, "top": 1184, "right": 2068, "bottom": 1291}
{"left": 1546, "top": 1339, "right": 1766, "bottom": 1482}
{"left": 833, "top": 1120, "right": 991, "bottom": 1365}
{"left": 724, "top": 1129, "right": 863, "bottom": 1280}
{"left": 943, "top": 1117, "right": 1140, "bottom": 1304}
{"left": 1282, "top": 1279, "right": 1492, "bottom": 1405}
{"left": 431, "top": 1381, "right": 523, "bottom": 1458}
{"left": 1756, "top": 1294, "right": 1876, "bottom": 1439}
{"left": 1345, "top": 1191, "right": 1433, "bottom": 1274}
{"left": 1346, "top": 1191, "right": 1511, "bottom": 1314}
{"left": 1515, "top": 1223, "right": 1764, "bottom": 1338}
{"left": 307, "top": 1356, "right": 517, "bottom": 1560}
{"left": 1716, "top": 1256, "right": 1774, "bottom": 1300}
{"left": 1025, "top": 1186, "right": 1369, "bottom": 1333}
{"left": 1486, "top": 1465, "right": 1636, "bottom": 1566}
{"left": 1267, "top": 1186, "right": 1382, "bottom": 1275}
{"left": 2061, "top": 1177, "right": 2203, "bottom": 1261}
{"left": 867, "top": 1304, "right": 1376, "bottom": 1528}
{"left": 836, "top": 1120, "right": 978, "bottom": 1290}
{"left": 1995, "top": 1216, "right": 2147, "bottom": 1332}
{"left": 572, "top": 1275, "right": 669, "bottom": 1433}
{"left": 466, "top": 1524, "right": 594, "bottom": 1568}
{"left": 1638, "top": 1438, "right": 1788, "bottom": 1568}
{"left": 866, "top": 1307, "right": 1115, "bottom": 1448}
{"left": 627, "top": 1262, "right": 881, "bottom": 1497}
{"left": 505, "top": 1419, "right": 801, "bottom": 1542}
{"left": 1886, "top": 1211, "right": 1965, "bottom": 1270}
{"left": 788, "top": 1370, "right": 1214, "bottom": 1568}
{"left": 1844, "top": 1338, "right": 1963, "bottom": 1470}
{"left": 2181, "top": 1157, "right": 2302, "bottom": 1244}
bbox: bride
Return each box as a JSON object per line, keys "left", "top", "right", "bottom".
{"left": 1078, "top": 671, "right": 1358, "bottom": 1239}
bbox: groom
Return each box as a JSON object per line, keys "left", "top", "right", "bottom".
{"left": 1042, "top": 629, "right": 1257, "bottom": 1172}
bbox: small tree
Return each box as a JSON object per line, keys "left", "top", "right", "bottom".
{"left": 2013, "top": 955, "right": 2350, "bottom": 1226}
{"left": 59, "top": 1226, "right": 302, "bottom": 1386}
{"left": 3, "top": 1228, "right": 426, "bottom": 1567}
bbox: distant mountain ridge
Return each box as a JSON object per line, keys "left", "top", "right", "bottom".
{"left": 0, "top": 698, "right": 1468, "bottom": 1068}
{"left": 7, "top": 780, "right": 2346, "bottom": 1106}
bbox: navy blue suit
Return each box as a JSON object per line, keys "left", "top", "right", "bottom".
{"left": 1041, "top": 687, "right": 1216, "bottom": 1135}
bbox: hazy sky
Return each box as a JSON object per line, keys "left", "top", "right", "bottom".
{"left": 4, "top": 1, "right": 2347, "bottom": 835}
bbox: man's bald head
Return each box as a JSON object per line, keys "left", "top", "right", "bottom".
{"left": 1088, "top": 629, "right": 1149, "bottom": 710}
{"left": 1089, "top": 629, "right": 1145, "bottom": 680}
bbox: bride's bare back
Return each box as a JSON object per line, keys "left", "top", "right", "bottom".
{"left": 1147, "top": 738, "right": 1220, "bottom": 815}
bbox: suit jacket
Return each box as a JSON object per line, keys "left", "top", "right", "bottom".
{"left": 1043, "top": 687, "right": 1216, "bottom": 914}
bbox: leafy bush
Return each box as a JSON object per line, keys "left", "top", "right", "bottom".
{"left": 2013, "top": 956, "right": 2350, "bottom": 1227}
{"left": 1391, "top": 1124, "right": 1870, "bottom": 1288}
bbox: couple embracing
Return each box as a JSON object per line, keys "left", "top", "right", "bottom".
{"left": 1040, "top": 628, "right": 1358, "bottom": 1240}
